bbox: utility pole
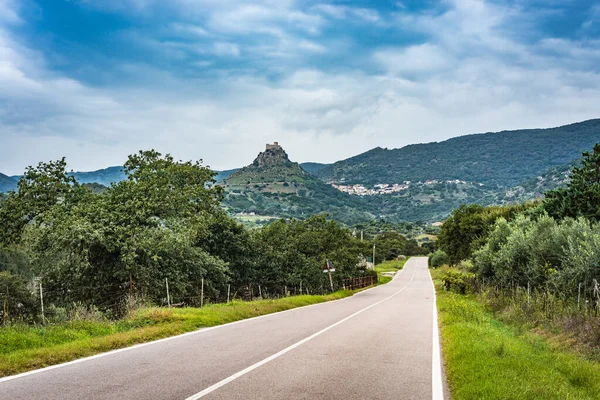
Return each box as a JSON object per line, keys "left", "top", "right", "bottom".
{"left": 328, "top": 269, "right": 334, "bottom": 292}
{"left": 325, "top": 259, "right": 334, "bottom": 292}
{"left": 165, "top": 278, "right": 171, "bottom": 307}
{"left": 39, "top": 281, "right": 45, "bottom": 325}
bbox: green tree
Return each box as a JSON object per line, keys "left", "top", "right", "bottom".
{"left": 544, "top": 143, "right": 600, "bottom": 222}
{"left": 374, "top": 231, "right": 408, "bottom": 262}
{"left": 0, "top": 158, "right": 82, "bottom": 245}
{"left": 22, "top": 151, "right": 229, "bottom": 309}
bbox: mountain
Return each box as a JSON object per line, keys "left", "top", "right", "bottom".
{"left": 70, "top": 166, "right": 126, "bottom": 186}
{"left": 496, "top": 160, "right": 576, "bottom": 204}
{"left": 223, "top": 143, "right": 373, "bottom": 224}
{"left": 0, "top": 173, "right": 17, "bottom": 193}
{"left": 299, "top": 162, "right": 330, "bottom": 173}
{"left": 215, "top": 168, "right": 239, "bottom": 182}
{"left": 316, "top": 119, "right": 600, "bottom": 188}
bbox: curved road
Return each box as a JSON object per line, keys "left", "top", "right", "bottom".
{"left": 0, "top": 257, "right": 444, "bottom": 400}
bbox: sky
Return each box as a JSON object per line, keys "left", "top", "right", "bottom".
{"left": 1, "top": 0, "right": 599, "bottom": 174}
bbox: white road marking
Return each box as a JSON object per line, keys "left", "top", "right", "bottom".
{"left": 185, "top": 262, "right": 418, "bottom": 400}
{"left": 0, "top": 268, "right": 395, "bottom": 384}
{"left": 430, "top": 268, "right": 444, "bottom": 400}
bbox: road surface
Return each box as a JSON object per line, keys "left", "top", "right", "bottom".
{"left": 0, "top": 257, "right": 444, "bottom": 400}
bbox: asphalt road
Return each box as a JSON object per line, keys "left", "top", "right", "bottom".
{"left": 0, "top": 257, "right": 444, "bottom": 400}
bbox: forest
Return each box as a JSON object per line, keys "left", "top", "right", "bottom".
{"left": 0, "top": 150, "right": 425, "bottom": 324}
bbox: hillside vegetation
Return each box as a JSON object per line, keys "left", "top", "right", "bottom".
{"left": 223, "top": 144, "right": 374, "bottom": 224}
{"left": 316, "top": 119, "right": 600, "bottom": 187}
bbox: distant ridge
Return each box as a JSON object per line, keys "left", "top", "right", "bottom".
{"left": 315, "top": 119, "right": 600, "bottom": 187}
{"left": 0, "top": 173, "right": 17, "bottom": 193}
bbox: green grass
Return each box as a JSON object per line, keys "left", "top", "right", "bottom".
{"left": 374, "top": 258, "right": 409, "bottom": 274}
{"left": 0, "top": 291, "right": 358, "bottom": 377}
{"left": 433, "top": 269, "right": 600, "bottom": 399}
{"left": 375, "top": 258, "right": 409, "bottom": 284}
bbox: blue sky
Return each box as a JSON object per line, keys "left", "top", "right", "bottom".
{"left": 1, "top": 0, "right": 599, "bottom": 174}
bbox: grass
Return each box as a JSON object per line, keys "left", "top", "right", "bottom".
{"left": 375, "top": 258, "right": 409, "bottom": 284}
{"left": 431, "top": 268, "right": 600, "bottom": 399}
{"left": 0, "top": 291, "right": 358, "bottom": 377}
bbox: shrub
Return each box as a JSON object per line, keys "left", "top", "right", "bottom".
{"left": 429, "top": 250, "right": 450, "bottom": 268}
{"left": 0, "top": 271, "right": 39, "bottom": 322}
{"left": 441, "top": 267, "right": 475, "bottom": 294}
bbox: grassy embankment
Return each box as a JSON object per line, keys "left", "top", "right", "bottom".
{"left": 0, "top": 290, "right": 360, "bottom": 377}
{"left": 375, "top": 258, "right": 409, "bottom": 284}
{"left": 431, "top": 268, "right": 600, "bottom": 399}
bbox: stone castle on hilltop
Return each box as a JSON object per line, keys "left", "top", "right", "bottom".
{"left": 265, "top": 142, "right": 282, "bottom": 151}
{"left": 251, "top": 142, "right": 293, "bottom": 169}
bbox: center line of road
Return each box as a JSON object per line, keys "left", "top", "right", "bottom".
{"left": 185, "top": 263, "right": 418, "bottom": 400}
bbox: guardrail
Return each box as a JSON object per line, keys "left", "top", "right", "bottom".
{"left": 343, "top": 276, "right": 378, "bottom": 290}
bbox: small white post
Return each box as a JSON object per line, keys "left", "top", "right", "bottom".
{"left": 39, "top": 281, "right": 45, "bottom": 325}
{"left": 201, "top": 278, "right": 204, "bottom": 308}
{"left": 227, "top": 284, "right": 231, "bottom": 303}
{"left": 258, "top": 284, "right": 262, "bottom": 299}
{"left": 373, "top": 244, "right": 376, "bottom": 266}
{"left": 300, "top": 280, "right": 302, "bottom": 294}
{"left": 165, "top": 278, "right": 171, "bottom": 307}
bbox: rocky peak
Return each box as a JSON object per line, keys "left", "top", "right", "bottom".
{"left": 252, "top": 142, "right": 292, "bottom": 168}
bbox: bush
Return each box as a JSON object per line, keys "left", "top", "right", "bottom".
{"left": 441, "top": 267, "right": 475, "bottom": 294}
{"left": 429, "top": 250, "right": 450, "bottom": 268}
{"left": 0, "top": 271, "right": 39, "bottom": 322}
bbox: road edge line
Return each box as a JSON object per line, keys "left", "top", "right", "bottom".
{"left": 430, "top": 268, "right": 444, "bottom": 400}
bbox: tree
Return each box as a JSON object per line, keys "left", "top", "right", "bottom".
{"left": 0, "top": 158, "right": 82, "bottom": 245}
{"left": 437, "top": 203, "right": 535, "bottom": 265}
{"left": 544, "top": 143, "right": 600, "bottom": 222}
{"left": 374, "top": 231, "right": 408, "bottom": 262}
{"left": 22, "top": 151, "right": 229, "bottom": 309}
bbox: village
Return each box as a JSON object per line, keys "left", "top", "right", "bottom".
{"left": 331, "top": 179, "right": 468, "bottom": 196}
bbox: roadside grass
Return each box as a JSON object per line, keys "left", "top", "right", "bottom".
{"left": 375, "top": 259, "right": 408, "bottom": 284}
{"left": 431, "top": 268, "right": 600, "bottom": 399}
{"left": 374, "top": 258, "right": 409, "bottom": 274}
{"left": 0, "top": 291, "right": 357, "bottom": 377}
{"left": 375, "top": 258, "right": 409, "bottom": 284}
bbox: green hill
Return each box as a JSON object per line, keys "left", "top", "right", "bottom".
{"left": 70, "top": 166, "right": 126, "bottom": 186}
{"left": 316, "top": 119, "right": 600, "bottom": 187}
{"left": 223, "top": 143, "right": 373, "bottom": 224}
{"left": 0, "top": 173, "right": 17, "bottom": 193}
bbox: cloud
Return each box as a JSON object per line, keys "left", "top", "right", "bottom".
{"left": 212, "top": 42, "right": 240, "bottom": 57}
{"left": 0, "top": 0, "right": 20, "bottom": 23}
{"left": 1, "top": 0, "right": 600, "bottom": 176}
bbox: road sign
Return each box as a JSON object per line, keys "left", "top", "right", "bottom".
{"left": 323, "top": 259, "right": 335, "bottom": 273}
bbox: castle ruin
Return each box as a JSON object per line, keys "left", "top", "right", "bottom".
{"left": 266, "top": 142, "right": 282, "bottom": 151}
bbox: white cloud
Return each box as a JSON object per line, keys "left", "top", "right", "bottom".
{"left": 1, "top": 0, "right": 600, "bottom": 176}
{"left": 213, "top": 42, "right": 240, "bottom": 57}
{"left": 0, "top": 0, "right": 20, "bottom": 23}
{"left": 373, "top": 44, "right": 452, "bottom": 74}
